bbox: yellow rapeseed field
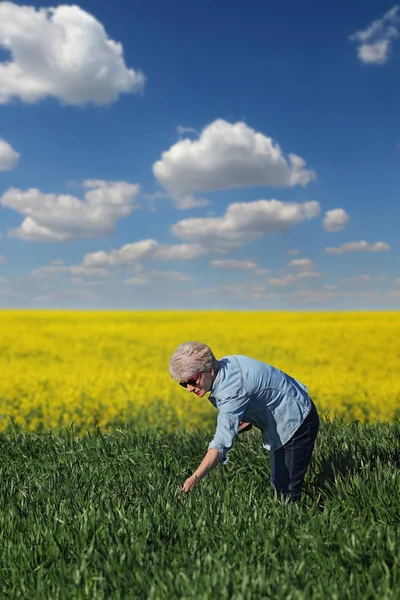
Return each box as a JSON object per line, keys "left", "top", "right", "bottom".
{"left": 0, "top": 310, "right": 399, "bottom": 432}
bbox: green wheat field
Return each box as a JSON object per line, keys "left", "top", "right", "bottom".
{"left": 0, "top": 420, "right": 399, "bottom": 599}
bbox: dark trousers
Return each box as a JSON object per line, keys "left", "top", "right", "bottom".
{"left": 270, "top": 401, "right": 319, "bottom": 502}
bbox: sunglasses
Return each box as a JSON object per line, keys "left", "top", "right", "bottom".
{"left": 179, "top": 372, "right": 202, "bottom": 388}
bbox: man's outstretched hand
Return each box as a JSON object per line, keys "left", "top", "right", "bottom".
{"left": 181, "top": 474, "right": 198, "bottom": 493}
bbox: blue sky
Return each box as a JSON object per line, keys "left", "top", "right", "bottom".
{"left": 0, "top": 0, "right": 399, "bottom": 309}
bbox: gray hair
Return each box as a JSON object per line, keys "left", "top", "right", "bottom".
{"left": 169, "top": 341, "right": 218, "bottom": 381}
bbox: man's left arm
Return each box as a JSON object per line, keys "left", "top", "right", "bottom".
{"left": 182, "top": 396, "right": 248, "bottom": 493}
{"left": 182, "top": 448, "right": 220, "bottom": 492}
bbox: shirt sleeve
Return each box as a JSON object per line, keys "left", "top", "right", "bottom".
{"left": 207, "top": 395, "right": 248, "bottom": 465}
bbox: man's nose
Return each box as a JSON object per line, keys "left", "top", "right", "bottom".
{"left": 187, "top": 384, "right": 195, "bottom": 393}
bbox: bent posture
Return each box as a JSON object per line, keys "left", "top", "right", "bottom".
{"left": 169, "top": 341, "right": 319, "bottom": 502}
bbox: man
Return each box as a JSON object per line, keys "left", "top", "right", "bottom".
{"left": 169, "top": 341, "right": 319, "bottom": 502}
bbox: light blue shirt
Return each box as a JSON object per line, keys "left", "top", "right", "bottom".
{"left": 207, "top": 355, "right": 312, "bottom": 464}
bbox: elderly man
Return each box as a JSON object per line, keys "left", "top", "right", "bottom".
{"left": 169, "top": 341, "right": 319, "bottom": 502}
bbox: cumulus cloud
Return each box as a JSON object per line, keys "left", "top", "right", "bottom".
{"left": 294, "top": 288, "right": 338, "bottom": 304}
{"left": 215, "top": 283, "right": 268, "bottom": 302}
{"left": 1, "top": 180, "right": 140, "bottom": 241}
{"left": 325, "top": 241, "right": 390, "bottom": 254}
{"left": 342, "top": 274, "right": 373, "bottom": 283}
{"left": 290, "top": 288, "right": 400, "bottom": 305}
{"left": 0, "top": 3, "right": 145, "bottom": 105}
{"left": 288, "top": 258, "right": 313, "bottom": 269}
{"left": 268, "top": 275, "right": 296, "bottom": 287}
{"left": 0, "top": 254, "right": 6, "bottom": 264}
{"left": 172, "top": 199, "right": 320, "bottom": 252}
{"left": 286, "top": 249, "right": 301, "bottom": 256}
{"left": 173, "top": 194, "right": 211, "bottom": 210}
{"left": 268, "top": 271, "right": 322, "bottom": 287}
{"left": 177, "top": 125, "right": 197, "bottom": 135}
{"left": 183, "top": 282, "right": 275, "bottom": 303}
{"left": 153, "top": 120, "right": 315, "bottom": 199}
{"left": 349, "top": 6, "right": 399, "bottom": 64}
{"left": 297, "top": 271, "right": 322, "bottom": 280}
{"left": 125, "top": 269, "right": 191, "bottom": 285}
{"left": 33, "top": 288, "right": 103, "bottom": 303}
{"left": 156, "top": 244, "right": 206, "bottom": 261}
{"left": 323, "top": 208, "right": 350, "bottom": 232}
{"left": 83, "top": 239, "right": 206, "bottom": 267}
{"left": 211, "top": 259, "right": 259, "bottom": 270}
{"left": 323, "top": 285, "right": 337, "bottom": 291}
{"left": 0, "top": 138, "right": 19, "bottom": 171}
{"left": 29, "top": 264, "right": 110, "bottom": 280}
{"left": 143, "top": 190, "right": 210, "bottom": 210}
{"left": 123, "top": 276, "right": 149, "bottom": 286}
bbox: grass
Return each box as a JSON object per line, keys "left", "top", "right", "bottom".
{"left": 0, "top": 418, "right": 399, "bottom": 599}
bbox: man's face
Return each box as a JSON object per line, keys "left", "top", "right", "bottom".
{"left": 180, "top": 369, "right": 214, "bottom": 397}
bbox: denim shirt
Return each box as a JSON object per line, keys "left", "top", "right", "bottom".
{"left": 207, "top": 355, "right": 311, "bottom": 464}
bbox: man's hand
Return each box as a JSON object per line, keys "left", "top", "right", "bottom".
{"left": 180, "top": 449, "right": 219, "bottom": 496}
{"left": 238, "top": 421, "right": 252, "bottom": 434}
{"left": 181, "top": 474, "right": 199, "bottom": 493}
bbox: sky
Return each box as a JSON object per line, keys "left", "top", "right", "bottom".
{"left": 0, "top": 0, "right": 399, "bottom": 310}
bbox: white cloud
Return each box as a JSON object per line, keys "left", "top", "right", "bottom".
{"left": 323, "top": 208, "right": 351, "bottom": 232}
{"left": 184, "top": 282, "right": 275, "bottom": 302}
{"left": 172, "top": 199, "right": 320, "bottom": 252}
{"left": 215, "top": 283, "right": 268, "bottom": 301}
{"left": 286, "top": 249, "right": 301, "bottom": 256}
{"left": 33, "top": 288, "right": 102, "bottom": 303}
{"left": 325, "top": 241, "right": 390, "bottom": 254}
{"left": 125, "top": 269, "right": 191, "bottom": 285}
{"left": 288, "top": 258, "right": 313, "bottom": 269}
{"left": 29, "top": 264, "right": 110, "bottom": 280}
{"left": 149, "top": 269, "right": 191, "bottom": 283}
{"left": 69, "top": 277, "right": 108, "bottom": 286}
{"left": 184, "top": 288, "right": 216, "bottom": 297}
{"left": 396, "top": 278, "right": 400, "bottom": 284}
{"left": 0, "top": 3, "right": 145, "bottom": 105}
{"left": 142, "top": 192, "right": 171, "bottom": 201}
{"left": 297, "top": 271, "right": 322, "bottom": 280}
{"left": 173, "top": 194, "right": 211, "bottom": 210}
{"left": 338, "top": 290, "right": 399, "bottom": 303}
{"left": 124, "top": 276, "right": 149, "bottom": 285}
{"left": 143, "top": 191, "right": 209, "bottom": 210}
{"left": 0, "top": 138, "right": 19, "bottom": 171}
{"left": 0, "top": 254, "right": 6, "bottom": 264}
{"left": 1, "top": 180, "right": 140, "bottom": 241}
{"left": 154, "top": 244, "right": 206, "bottom": 261}
{"left": 253, "top": 268, "right": 270, "bottom": 276}
{"left": 83, "top": 239, "right": 206, "bottom": 267}
{"left": 177, "top": 125, "right": 197, "bottom": 135}
{"left": 84, "top": 239, "right": 158, "bottom": 266}
{"left": 342, "top": 274, "right": 373, "bottom": 283}
{"left": 268, "top": 275, "right": 296, "bottom": 287}
{"left": 294, "top": 288, "right": 337, "bottom": 304}
{"left": 323, "top": 285, "right": 338, "bottom": 291}
{"left": 349, "top": 6, "right": 399, "bottom": 64}
{"left": 268, "top": 271, "right": 322, "bottom": 287}
{"left": 153, "top": 119, "right": 316, "bottom": 198}
{"left": 0, "top": 276, "right": 7, "bottom": 284}
{"left": 211, "top": 259, "right": 259, "bottom": 270}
